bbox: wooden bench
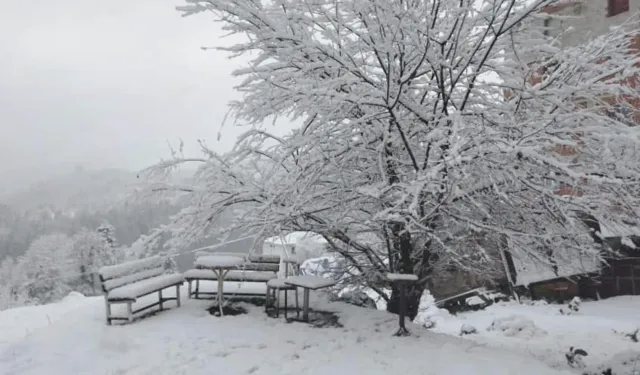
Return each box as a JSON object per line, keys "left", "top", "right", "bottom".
{"left": 99, "top": 256, "right": 185, "bottom": 325}
{"left": 435, "top": 287, "right": 493, "bottom": 314}
{"left": 184, "top": 252, "right": 282, "bottom": 299}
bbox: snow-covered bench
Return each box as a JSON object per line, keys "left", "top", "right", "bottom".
{"left": 185, "top": 252, "right": 281, "bottom": 299}
{"left": 99, "top": 257, "right": 184, "bottom": 325}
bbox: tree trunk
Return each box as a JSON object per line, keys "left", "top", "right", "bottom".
{"left": 385, "top": 222, "right": 430, "bottom": 321}
{"left": 387, "top": 282, "right": 425, "bottom": 320}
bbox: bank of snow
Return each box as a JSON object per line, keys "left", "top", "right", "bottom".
{"left": 0, "top": 287, "right": 571, "bottom": 375}
{"left": 418, "top": 295, "right": 640, "bottom": 371}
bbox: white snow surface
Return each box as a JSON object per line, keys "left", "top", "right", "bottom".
{"left": 0, "top": 287, "right": 576, "bottom": 375}
{"left": 107, "top": 274, "right": 184, "bottom": 301}
{"left": 387, "top": 273, "right": 419, "bottom": 281}
{"left": 417, "top": 293, "right": 640, "bottom": 372}
{"left": 195, "top": 255, "right": 246, "bottom": 269}
{"left": 284, "top": 275, "right": 337, "bottom": 290}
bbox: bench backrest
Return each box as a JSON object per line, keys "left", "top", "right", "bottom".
{"left": 194, "top": 251, "right": 281, "bottom": 272}
{"left": 194, "top": 251, "right": 248, "bottom": 260}
{"left": 98, "top": 257, "right": 165, "bottom": 293}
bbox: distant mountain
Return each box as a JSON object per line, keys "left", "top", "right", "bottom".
{"left": 0, "top": 166, "right": 196, "bottom": 212}
{"left": 0, "top": 168, "right": 137, "bottom": 212}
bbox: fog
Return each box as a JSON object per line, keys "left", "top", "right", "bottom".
{"left": 0, "top": 0, "right": 295, "bottom": 195}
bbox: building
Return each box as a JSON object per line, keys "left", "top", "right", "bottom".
{"left": 501, "top": 1, "right": 640, "bottom": 300}
{"left": 262, "top": 232, "right": 327, "bottom": 277}
{"left": 542, "top": 1, "right": 637, "bottom": 45}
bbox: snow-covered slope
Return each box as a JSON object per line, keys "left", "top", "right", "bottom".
{"left": 418, "top": 295, "right": 640, "bottom": 372}
{"left": 0, "top": 286, "right": 573, "bottom": 375}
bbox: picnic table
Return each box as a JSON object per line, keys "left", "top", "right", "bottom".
{"left": 284, "top": 275, "right": 337, "bottom": 322}
{"left": 195, "top": 255, "right": 246, "bottom": 316}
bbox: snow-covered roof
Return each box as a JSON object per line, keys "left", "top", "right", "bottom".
{"left": 509, "top": 247, "right": 600, "bottom": 287}
{"left": 598, "top": 219, "right": 640, "bottom": 238}
{"left": 263, "top": 231, "right": 326, "bottom": 245}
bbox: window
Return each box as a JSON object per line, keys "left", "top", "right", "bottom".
{"left": 608, "top": 0, "right": 630, "bottom": 17}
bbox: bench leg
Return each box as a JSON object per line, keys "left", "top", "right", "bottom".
{"left": 127, "top": 301, "right": 133, "bottom": 323}
{"left": 187, "top": 280, "right": 192, "bottom": 299}
{"left": 275, "top": 289, "right": 280, "bottom": 318}
{"left": 176, "top": 285, "right": 181, "bottom": 307}
{"left": 159, "top": 289, "right": 164, "bottom": 311}
{"left": 295, "top": 288, "right": 300, "bottom": 318}
{"left": 195, "top": 280, "right": 200, "bottom": 299}
{"left": 104, "top": 296, "right": 112, "bottom": 325}
{"left": 265, "top": 286, "right": 271, "bottom": 313}
{"left": 284, "top": 289, "right": 288, "bottom": 319}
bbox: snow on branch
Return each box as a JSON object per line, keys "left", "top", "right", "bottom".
{"left": 140, "top": 0, "right": 640, "bottom": 303}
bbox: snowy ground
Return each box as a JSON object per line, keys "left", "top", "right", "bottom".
{"left": 418, "top": 295, "right": 640, "bottom": 373}
{"left": 0, "top": 283, "right": 577, "bottom": 375}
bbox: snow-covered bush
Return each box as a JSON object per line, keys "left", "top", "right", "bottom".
{"left": 566, "top": 346, "right": 588, "bottom": 369}
{"left": 422, "top": 317, "right": 437, "bottom": 330}
{"left": 414, "top": 291, "right": 452, "bottom": 326}
{"left": 583, "top": 351, "right": 640, "bottom": 375}
{"left": 487, "top": 315, "right": 547, "bottom": 339}
{"left": 560, "top": 296, "right": 582, "bottom": 315}
{"left": 613, "top": 328, "right": 639, "bottom": 343}
{"left": 20, "top": 233, "right": 77, "bottom": 304}
{"left": 460, "top": 324, "right": 478, "bottom": 336}
{"left": 333, "top": 291, "right": 377, "bottom": 309}
{"left": 0, "top": 257, "right": 32, "bottom": 310}
{"left": 71, "top": 225, "right": 121, "bottom": 295}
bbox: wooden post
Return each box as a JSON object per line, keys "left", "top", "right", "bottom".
{"left": 265, "top": 286, "right": 271, "bottom": 312}
{"left": 127, "top": 302, "right": 133, "bottom": 323}
{"left": 387, "top": 273, "right": 417, "bottom": 337}
{"left": 104, "top": 296, "right": 112, "bottom": 326}
{"left": 395, "top": 282, "right": 410, "bottom": 336}
{"left": 176, "top": 285, "right": 181, "bottom": 307}
{"left": 284, "top": 289, "right": 288, "bottom": 318}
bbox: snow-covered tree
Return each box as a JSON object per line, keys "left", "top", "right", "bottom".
{"left": 96, "top": 222, "right": 120, "bottom": 262}
{"left": 20, "top": 233, "right": 76, "bottom": 304}
{"left": 0, "top": 256, "right": 31, "bottom": 310}
{"left": 143, "top": 0, "right": 640, "bottom": 319}
{"left": 71, "top": 224, "right": 121, "bottom": 295}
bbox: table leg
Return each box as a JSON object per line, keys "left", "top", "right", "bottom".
{"left": 302, "top": 288, "right": 310, "bottom": 322}
{"left": 217, "top": 270, "right": 225, "bottom": 316}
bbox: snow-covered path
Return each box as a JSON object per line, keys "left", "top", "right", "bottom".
{"left": 0, "top": 288, "right": 573, "bottom": 375}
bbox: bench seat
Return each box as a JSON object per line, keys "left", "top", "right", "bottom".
{"left": 107, "top": 274, "right": 185, "bottom": 301}
{"left": 184, "top": 269, "right": 276, "bottom": 282}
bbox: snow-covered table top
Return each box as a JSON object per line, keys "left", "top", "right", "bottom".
{"left": 387, "top": 273, "right": 418, "bottom": 282}
{"left": 284, "top": 275, "right": 337, "bottom": 290}
{"left": 195, "top": 255, "right": 246, "bottom": 270}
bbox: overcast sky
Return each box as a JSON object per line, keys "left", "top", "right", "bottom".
{"left": 0, "top": 0, "right": 295, "bottom": 191}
